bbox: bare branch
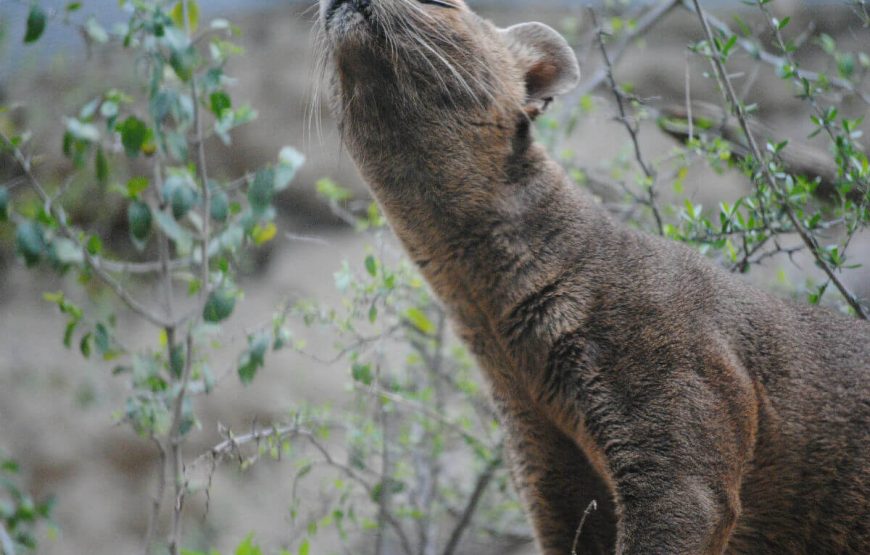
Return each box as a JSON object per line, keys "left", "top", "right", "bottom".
{"left": 441, "top": 450, "right": 503, "bottom": 555}
{"left": 375, "top": 384, "right": 392, "bottom": 555}
{"left": 167, "top": 331, "right": 193, "bottom": 555}
{"left": 353, "top": 383, "right": 492, "bottom": 449}
{"left": 97, "top": 257, "right": 193, "bottom": 275}
{"left": 590, "top": 9, "right": 664, "bottom": 235}
{"left": 567, "top": 0, "right": 682, "bottom": 103}
{"left": 305, "top": 431, "right": 414, "bottom": 555}
{"left": 142, "top": 436, "right": 167, "bottom": 555}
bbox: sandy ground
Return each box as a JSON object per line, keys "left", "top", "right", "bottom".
{"left": 0, "top": 3, "right": 868, "bottom": 555}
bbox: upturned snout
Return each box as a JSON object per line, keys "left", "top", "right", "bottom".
{"left": 321, "top": 0, "right": 371, "bottom": 24}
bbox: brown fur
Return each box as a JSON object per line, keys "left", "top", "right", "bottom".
{"left": 315, "top": 1, "right": 870, "bottom": 552}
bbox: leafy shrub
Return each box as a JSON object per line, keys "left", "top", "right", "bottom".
{"left": 0, "top": 1, "right": 867, "bottom": 555}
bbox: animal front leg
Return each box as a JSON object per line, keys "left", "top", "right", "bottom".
{"left": 574, "top": 378, "right": 751, "bottom": 555}
{"left": 502, "top": 407, "right": 617, "bottom": 555}
{"left": 614, "top": 473, "right": 741, "bottom": 555}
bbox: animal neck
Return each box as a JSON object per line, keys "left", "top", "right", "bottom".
{"left": 358, "top": 134, "right": 600, "bottom": 322}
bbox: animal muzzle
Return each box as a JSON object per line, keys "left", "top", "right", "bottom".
{"left": 323, "top": 0, "right": 372, "bottom": 22}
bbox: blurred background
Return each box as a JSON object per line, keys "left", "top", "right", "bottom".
{"left": 0, "top": 1, "right": 867, "bottom": 554}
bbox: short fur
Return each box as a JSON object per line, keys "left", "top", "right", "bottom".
{"left": 315, "top": 1, "right": 870, "bottom": 553}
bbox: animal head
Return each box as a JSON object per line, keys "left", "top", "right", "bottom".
{"left": 316, "top": 0, "right": 580, "bottom": 175}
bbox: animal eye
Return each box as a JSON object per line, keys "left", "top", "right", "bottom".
{"left": 418, "top": 0, "right": 456, "bottom": 8}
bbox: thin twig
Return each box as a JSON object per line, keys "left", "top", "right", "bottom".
{"left": 681, "top": 0, "right": 870, "bottom": 105}
{"left": 690, "top": 0, "right": 868, "bottom": 319}
{"left": 167, "top": 331, "right": 194, "bottom": 555}
{"left": 375, "top": 374, "right": 392, "bottom": 555}
{"left": 590, "top": 9, "right": 664, "bottom": 235}
{"left": 142, "top": 436, "right": 167, "bottom": 555}
{"left": 566, "top": 0, "right": 681, "bottom": 104}
{"left": 307, "top": 431, "right": 415, "bottom": 555}
{"left": 441, "top": 451, "right": 503, "bottom": 555}
{"left": 195, "top": 419, "right": 413, "bottom": 555}
{"left": 353, "top": 383, "right": 490, "bottom": 449}
{"left": 167, "top": 4, "right": 213, "bottom": 551}
{"left": 571, "top": 500, "right": 599, "bottom": 555}
{"left": 98, "top": 257, "right": 193, "bottom": 275}
{"left": 685, "top": 52, "right": 694, "bottom": 142}
{"left": 186, "top": 14, "right": 211, "bottom": 307}
{"left": 285, "top": 232, "right": 330, "bottom": 246}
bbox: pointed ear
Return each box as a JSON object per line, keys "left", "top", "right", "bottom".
{"left": 500, "top": 22, "right": 580, "bottom": 119}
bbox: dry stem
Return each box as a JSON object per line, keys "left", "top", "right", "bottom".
{"left": 590, "top": 9, "right": 664, "bottom": 235}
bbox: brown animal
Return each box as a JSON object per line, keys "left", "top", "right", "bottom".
{"left": 315, "top": 0, "right": 870, "bottom": 552}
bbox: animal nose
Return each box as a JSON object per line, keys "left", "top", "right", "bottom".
{"left": 325, "top": 0, "right": 371, "bottom": 20}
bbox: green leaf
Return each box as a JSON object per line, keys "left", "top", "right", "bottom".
{"left": 154, "top": 210, "right": 193, "bottom": 252}
{"left": 16, "top": 221, "right": 47, "bottom": 267}
{"left": 169, "top": 344, "right": 185, "bottom": 379}
{"left": 405, "top": 307, "right": 435, "bottom": 335}
{"left": 203, "top": 287, "right": 236, "bottom": 323}
{"left": 84, "top": 16, "right": 108, "bottom": 43}
{"left": 94, "top": 322, "right": 111, "bottom": 357}
{"left": 297, "top": 539, "right": 310, "bottom": 555}
{"left": 100, "top": 99, "right": 119, "bottom": 121}
{"left": 275, "top": 146, "right": 305, "bottom": 191}
{"left": 65, "top": 117, "right": 101, "bottom": 142}
{"left": 128, "top": 201, "right": 152, "bottom": 249}
{"left": 252, "top": 222, "right": 277, "bottom": 245}
{"left": 79, "top": 97, "right": 100, "bottom": 120}
{"left": 95, "top": 147, "right": 109, "bottom": 185}
{"left": 209, "top": 91, "right": 232, "bottom": 118}
{"left": 63, "top": 321, "right": 77, "bottom": 348}
{"left": 238, "top": 333, "right": 270, "bottom": 385}
{"left": 80, "top": 333, "right": 92, "bottom": 359}
{"left": 364, "top": 255, "right": 377, "bottom": 277}
{"left": 209, "top": 189, "right": 229, "bottom": 222}
{"left": 24, "top": 5, "right": 47, "bottom": 43}
{"left": 171, "top": 183, "right": 197, "bottom": 220}
{"left": 316, "top": 178, "right": 351, "bottom": 202}
{"left": 169, "top": 45, "right": 198, "bottom": 82}
{"left": 118, "top": 116, "right": 148, "bottom": 157}
{"left": 127, "top": 177, "right": 150, "bottom": 199}
{"left": 171, "top": 0, "right": 200, "bottom": 33}
{"left": 351, "top": 363, "right": 373, "bottom": 385}
{"left": 85, "top": 235, "right": 103, "bottom": 256}
{"left": 837, "top": 53, "right": 855, "bottom": 79}
{"left": 0, "top": 186, "right": 8, "bottom": 222}
{"left": 248, "top": 168, "right": 275, "bottom": 213}
{"left": 51, "top": 237, "right": 85, "bottom": 265}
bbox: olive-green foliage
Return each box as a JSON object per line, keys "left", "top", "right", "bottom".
{"left": 0, "top": 456, "right": 54, "bottom": 555}
{"left": 1, "top": 1, "right": 867, "bottom": 554}
{"left": 2, "top": 0, "right": 305, "bottom": 552}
